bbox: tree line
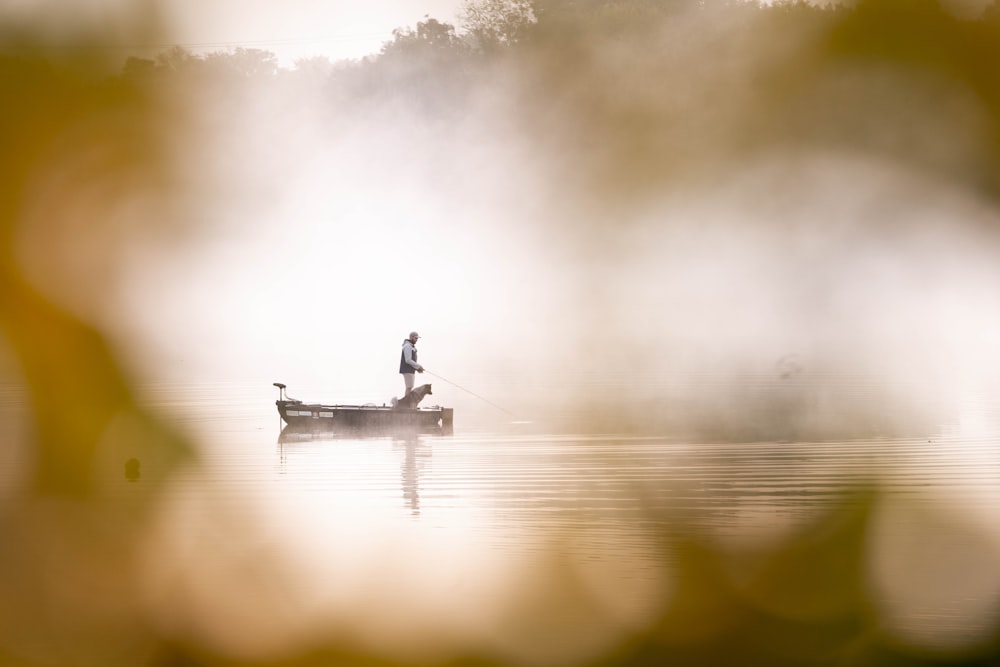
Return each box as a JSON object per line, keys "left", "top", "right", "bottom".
{"left": 117, "top": 0, "right": 1000, "bottom": 86}
{"left": 108, "top": 0, "right": 1000, "bottom": 204}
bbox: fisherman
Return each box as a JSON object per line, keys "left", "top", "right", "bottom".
{"left": 399, "top": 331, "right": 424, "bottom": 397}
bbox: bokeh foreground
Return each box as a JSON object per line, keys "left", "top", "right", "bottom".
{"left": 3, "top": 1, "right": 1000, "bottom": 666}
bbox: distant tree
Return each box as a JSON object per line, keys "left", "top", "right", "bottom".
{"left": 121, "top": 56, "right": 156, "bottom": 79}
{"left": 154, "top": 45, "right": 199, "bottom": 73}
{"left": 380, "top": 16, "right": 466, "bottom": 59}
{"left": 531, "top": 0, "right": 700, "bottom": 22}
{"left": 285, "top": 56, "right": 339, "bottom": 97}
{"left": 292, "top": 55, "right": 335, "bottom": 77}
{"left": 360, "top": 16, "right": 472, "bottom": 116}
{"left": 203, "top": 47, "right": 279, "bottom": 79}
{"left": 459, "top": 0, "right": 538, "bottom": 52}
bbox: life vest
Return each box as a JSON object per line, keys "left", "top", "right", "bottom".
{"left": 399, "top": 340, "right": 418, "bottom": 374}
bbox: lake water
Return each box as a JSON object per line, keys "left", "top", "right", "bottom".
{"left": 3, "top": 377, "right": 1000, "bottom": 665}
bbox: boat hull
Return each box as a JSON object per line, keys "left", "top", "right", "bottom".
{"left": 277, "top": 400, "right": 453, "bottom": 435}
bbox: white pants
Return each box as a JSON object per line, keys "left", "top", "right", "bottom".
{"left": 402, "top": 373, "right": 415, "bottom": 392}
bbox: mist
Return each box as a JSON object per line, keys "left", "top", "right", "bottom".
{"left": 5, "top": 2, "right": 1000, "bottom": 666}
{"left": 85, "top": 0, "right": 1000, "bottom": 439}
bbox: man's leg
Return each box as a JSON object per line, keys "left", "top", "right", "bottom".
{"left": 403, "top": 372, "right": 415, "bottom": 397}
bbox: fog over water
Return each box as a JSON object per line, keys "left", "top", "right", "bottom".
{"left": 86, "top": 2, "right": 1000, "bottom": 440}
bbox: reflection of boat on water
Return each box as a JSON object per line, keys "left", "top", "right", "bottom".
{"left": 398, "top": 437, "right": 427, "bottom": 516}
{"left": 275, "top": 426, "right": 429, "bottom": 517}
{"left": 277, "top": 425, "right": 440, "bottom": 443}
{"left": 274, "top": 382, "right": 454, "bottom": 436}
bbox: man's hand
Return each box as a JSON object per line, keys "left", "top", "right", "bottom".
{"left": 417, "top": 366, "right": 425, "bottom": 373}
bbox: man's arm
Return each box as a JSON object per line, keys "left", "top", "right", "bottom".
{"left": 403, "top": 343, "right": 424, "bottom": 371}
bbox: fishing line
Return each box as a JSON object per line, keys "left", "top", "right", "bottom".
{"left": 423, "top": 370, "right": 522, "bottom": 419}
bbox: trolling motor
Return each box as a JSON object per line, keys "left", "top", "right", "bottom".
{"left": 273, "top": 382, "right": 301, "bottom": 404}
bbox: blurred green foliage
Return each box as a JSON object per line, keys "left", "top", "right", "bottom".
{"left": 0, "top": 32, "right": 193, "bottom": 667}
{"left": 0, "top": 46, "right": 192, "bottom": 495}
{"left": 2, "top": 1, "right": 1000, "bottom": 666}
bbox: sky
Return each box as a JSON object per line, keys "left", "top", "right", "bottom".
{"left": 163, "top": 0, "right": 466, "bottom": 64}
{"left": 1, "top": 0, "right": 467, "bottom": 65}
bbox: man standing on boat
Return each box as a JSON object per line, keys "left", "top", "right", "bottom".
{"left": 400, "top": 331, "right": 424, "bottom": 397}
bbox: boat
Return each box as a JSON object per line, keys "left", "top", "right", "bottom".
{"left": 273, "top": 382, "right": 454, "bottom": 435}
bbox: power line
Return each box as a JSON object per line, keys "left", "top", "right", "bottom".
{"left": 1, "top": 32, "right": 393, "bottom": 57}
{"left": 127, "top": 33, "right": 391, "bottom": 51}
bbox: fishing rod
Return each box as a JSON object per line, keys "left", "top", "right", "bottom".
{"left": 422, "top": 370, "right": 520, "bottom": 419}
